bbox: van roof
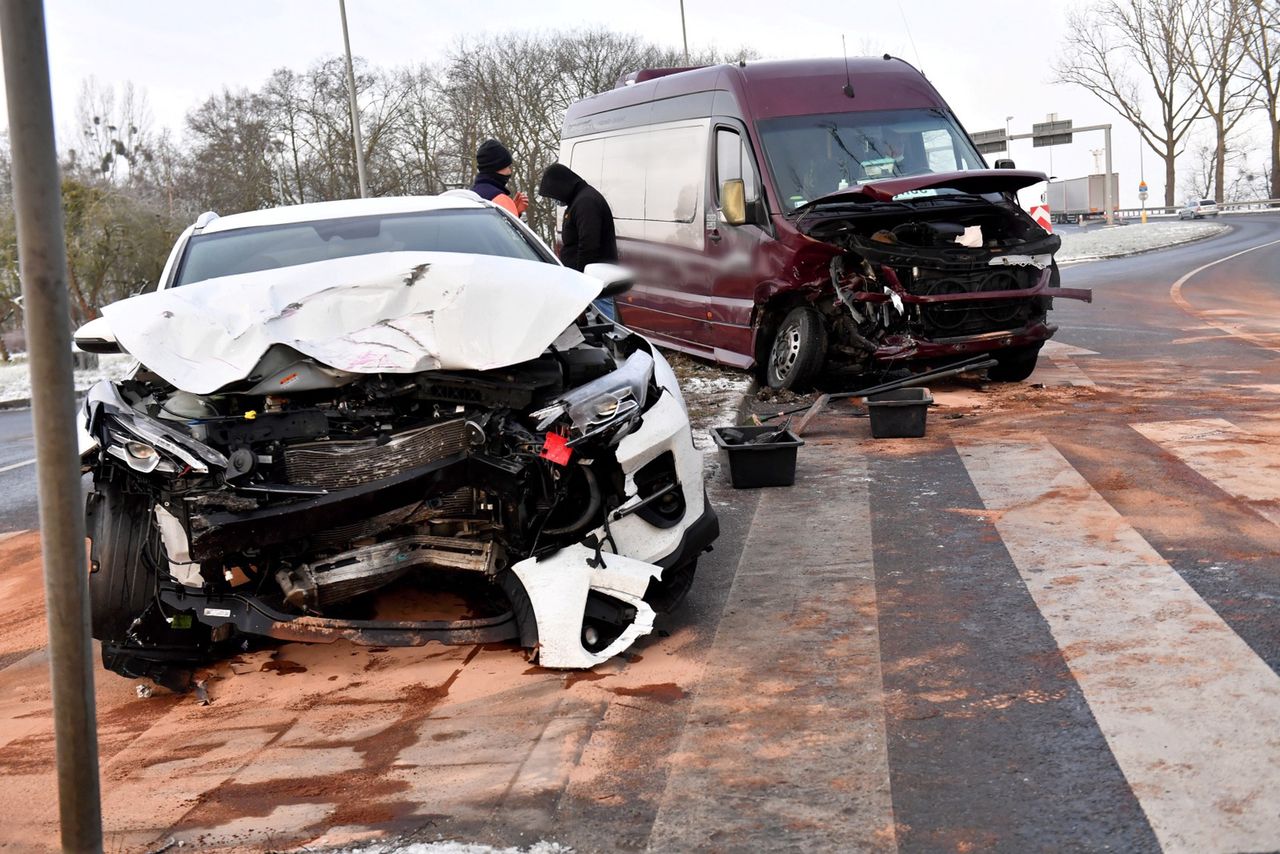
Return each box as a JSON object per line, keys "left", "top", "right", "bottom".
{"left": 565, "top": 57, "right": 952, "bottom": 129}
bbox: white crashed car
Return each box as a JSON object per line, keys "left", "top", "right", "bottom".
{"left": 74, "top": 194, "right": 716, "bottom": 687}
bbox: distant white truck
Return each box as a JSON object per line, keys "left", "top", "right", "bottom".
{"left": 1047, "top": 174, "right": 1120, "bottom": 223}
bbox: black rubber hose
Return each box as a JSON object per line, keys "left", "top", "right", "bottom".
{"left": 542, "top": 466, "right": 602, "bottom": 537}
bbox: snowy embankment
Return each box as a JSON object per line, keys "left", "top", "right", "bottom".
{"left": 664, "top": 352, "right": 752, "bottom": 451}
{"left": 1056, "top": 220, "right": 1227, "bottom": 264}
{"left": 0, "top": 352, "right": 136, "bottom": 405}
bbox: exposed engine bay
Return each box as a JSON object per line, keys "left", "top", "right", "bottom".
{"left": 792, "top": 183, "right": 1093, "bottom": 382}
{"left": 80, "top": 250, "right": 717, "bottom": 686}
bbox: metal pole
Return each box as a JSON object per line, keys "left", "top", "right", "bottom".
{"left": 679, "top": 0, "right": 689, "bottom": 63}
{"left": 0, "top": 3, "right": 103, "bottom": 852}
{"left": 338, "top": 0, "right": 368, "bottom": 198}
{"left": 1103, "top": 124, "right": 1114, "bottom": 226}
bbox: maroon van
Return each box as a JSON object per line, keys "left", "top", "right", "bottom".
{"left": 557, "top": 57, "right": 1092, "bottom": 388}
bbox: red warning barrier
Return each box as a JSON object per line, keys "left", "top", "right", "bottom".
{"left": 1030, "top": 204, "right": 1053, "bottom": 233}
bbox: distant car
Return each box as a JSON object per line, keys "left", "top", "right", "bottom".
{"left": 1180, "top": 199, "right": 1219, "bottom": 219}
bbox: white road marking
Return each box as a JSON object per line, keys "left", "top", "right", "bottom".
{"left": 1033, "top": 357, "right": 1098, "bottom": 389}
{"left": 1040, "top": 340, "right": 1099, "bottom": 359}
{"left": 1133, "top": 418, "right": 1280, "bottom": 527}
{"left": 649, "top": 445, "right": 898, "bottom": 852}
{"left": 0, "top": 458, "right": 35, "bottom": 474}
{"left": 957, "top": 436, "right": 1280, "bottom": 854}
{"left": 1169, "top": 237, "right": 1280, "bottom": 353}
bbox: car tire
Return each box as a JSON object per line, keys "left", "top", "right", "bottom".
{"left": 645, "top": 559, "right": 698, "bottom": 614}
{"left": 86, "top": 482, "right": 155, "bottom": 642}
{"left": 766, "top": 306, "right": 826, "bottom": 390}
{"left": 988, "top": 343, "right": 1043, "bottom": 383}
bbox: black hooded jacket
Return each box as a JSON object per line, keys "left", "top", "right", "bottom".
{"left": 538, "top": 163, "right": 618, "bottom": 272}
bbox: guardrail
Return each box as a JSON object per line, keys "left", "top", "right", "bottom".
{"left": 1064, "top": 198, "right": 1280, "bottom": 222}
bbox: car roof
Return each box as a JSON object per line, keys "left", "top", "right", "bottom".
{"left": 195, "top": 194, "right": 489, "bottom": 235}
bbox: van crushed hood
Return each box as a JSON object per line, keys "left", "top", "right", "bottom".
{"left": 796, "top": 169, "right": 1048, "bottom": 211}
{"left": 100, "top": 251, "right": 601, "bottom": 395}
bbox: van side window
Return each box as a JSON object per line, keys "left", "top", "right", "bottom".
{"left": 715, "top": 128, "right": 761, "bottom": 208}
{"left": 646, "top": 124, "right": 705, "bottom": 223}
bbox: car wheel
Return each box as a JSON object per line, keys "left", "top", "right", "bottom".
{"left": 988, "top": 343, "right": 1043, "bottom": 383}
{"left": 766, "top": 306, "right": 826, "bottom": 390}
{"left": 86, "top": 482, "right": 156, "bottom": 642}
{"left": 645, "top": 558, "right": 698, "bottom": 614}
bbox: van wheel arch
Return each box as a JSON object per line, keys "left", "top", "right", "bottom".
{"left": 752, "top": 292, "right": 815, "bottom": 383}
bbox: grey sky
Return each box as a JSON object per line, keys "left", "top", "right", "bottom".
{"left": 0, "top": 0, "right": 1258, "bottom": 207}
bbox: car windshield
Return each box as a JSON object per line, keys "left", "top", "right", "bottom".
{"left": 1200, "top": 199, "right": 1215, "bottom": 206}
{"left": 757, "top": 108, "right": 986, "bottom": 210}
{"left": 175, "top": 207, "right": 548, "bottom": 286}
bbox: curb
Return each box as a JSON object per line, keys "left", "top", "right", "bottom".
{"left": 0, "top": 392, "right": 87, "bottom": 412}
{"left": 1057, "top": 223, "right": 1232, "bottom": 267}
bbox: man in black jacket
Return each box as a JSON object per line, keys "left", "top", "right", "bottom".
{"left": 538, "top": 163, "right": 620, "bottom": 319}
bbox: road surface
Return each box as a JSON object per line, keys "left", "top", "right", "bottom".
{"left": 1, "top": 214, "right": 1279, "bottom": 852}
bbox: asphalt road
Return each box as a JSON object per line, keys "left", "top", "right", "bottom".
{"left": 2, "top": 214, "right": 1280, "bottom": 852}
{"left": 0, "top": 408, "right": 37, "bottom": 532}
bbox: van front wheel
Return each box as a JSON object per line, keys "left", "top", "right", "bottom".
{"left": 766, "top": 306, "right": 826, "bottom": 390}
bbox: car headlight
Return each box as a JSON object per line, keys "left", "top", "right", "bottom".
{"left": 124, "top": 441, "right": 161, "bottom": 472}
{"left": 532, "top": 350, "right": 654, "bottom": 444}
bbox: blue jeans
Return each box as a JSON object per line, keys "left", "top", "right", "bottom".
{"left": 592, "top": 297, "right": 617, "bottom": 321}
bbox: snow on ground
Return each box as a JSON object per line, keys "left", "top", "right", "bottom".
{"left": 0, "top": 352, "right": 136, "bottom": 404}
{"left": 1056, "top": 220, "right": 1227, "bottom": 263}
{"left": 664, "top": 351, "right": 753, "bottom": 451}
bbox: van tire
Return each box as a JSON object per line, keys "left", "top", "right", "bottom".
{"left": 988, "top": 344, "right": 1042, "bottom": 383}
{"left": 766, "top": 306, "right": 826, "bottom": 390}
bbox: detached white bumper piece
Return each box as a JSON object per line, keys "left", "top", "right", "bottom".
{"left": 512, "top": 543, "right": 661, "bottom": 669}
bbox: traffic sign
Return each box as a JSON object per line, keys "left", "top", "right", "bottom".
{"left": 972, "top": 128, "right": 1007, "bottom": 154}
{"left": 1033, "top": 119, "right": 1073, "bottom": 147}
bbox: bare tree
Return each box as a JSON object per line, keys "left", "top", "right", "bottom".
{"left": 1243, "top": 0, "right": 1280, "bottom": 199}
{"left": 1180, "top": 0, "right": 1256, "bottom": 201}
{"left": 1055, "top": 0, "right": 1203, "bottom": 207}
{"left": 69, "top": 78, "right": 154, "bottom": 185}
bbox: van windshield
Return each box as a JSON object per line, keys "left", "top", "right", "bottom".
{"left": 757, "top": 108, "right": 985, "bottom": 211}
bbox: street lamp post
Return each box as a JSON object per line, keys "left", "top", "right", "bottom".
{"left": 0, "top": 4, "right": 103, "bottom": 849}
{"left": 338, "top": 0, "right": 368, "bottom": 199}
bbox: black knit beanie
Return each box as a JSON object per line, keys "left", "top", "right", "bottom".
{"left": 476, "top": 138, "right": 513, "bottom": 172}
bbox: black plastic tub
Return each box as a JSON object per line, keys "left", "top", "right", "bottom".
{"left": 865, "top": 387, "right": 933, "bottom": 438}
{"left": 710, "top": 425, "right": 805, "bottom": 488}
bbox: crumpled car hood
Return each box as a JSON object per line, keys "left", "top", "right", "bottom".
{"left": 101, "top": 251, "right": 602, "bottom": 394}
{"left": 798, "top": 169, "right": 1049, "bottom": 208}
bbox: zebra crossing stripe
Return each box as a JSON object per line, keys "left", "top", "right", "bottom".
{"left": 1132, "top": 418, "right": 1280, "bottom": 527}
{"left": 957, "top": 436, "right": 1280, "bottom": 854}
{"left": 648, "top": 446, "right": 898, "bottom": 852}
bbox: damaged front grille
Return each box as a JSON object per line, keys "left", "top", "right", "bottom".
{"left": 908, "top": 266, "right": 1037, "bottom": 334}
{"left": 310, "top": 489, "right": 477, "bottom": 550}
{"left": 284, "top": 418, "right": 470, "bottom": 488}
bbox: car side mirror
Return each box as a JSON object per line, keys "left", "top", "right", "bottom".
{"left": 582, "top": 263, "right": 634, "bottom": 298}
{"left": 73, "top": 316, "right": 121, "bottom": 354}
{"left": 721, "top": 179, "right": 747, "bottom": 226}
{"left": 994, "top": 158, "right": 1016, "bottom": 169}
